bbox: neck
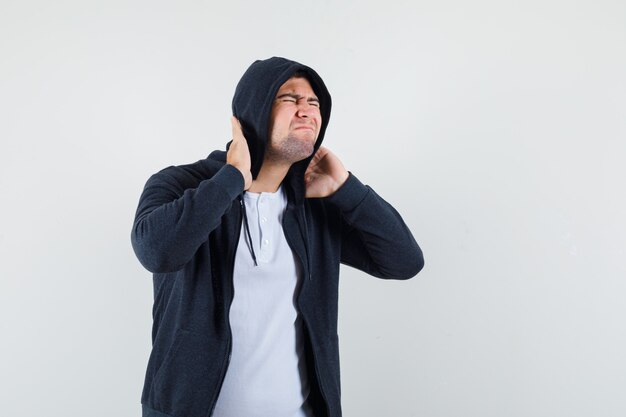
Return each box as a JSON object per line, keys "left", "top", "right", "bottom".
{"left": 248, "top": 159, "right": 291, "bottom": 193}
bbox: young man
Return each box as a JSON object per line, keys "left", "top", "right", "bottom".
{"left": 131, "top": 56, "right": 424, "bottom": 417}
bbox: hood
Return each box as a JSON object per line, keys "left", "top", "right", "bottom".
{"left": 210, "top": 56, "right": 332, "bottom": 203}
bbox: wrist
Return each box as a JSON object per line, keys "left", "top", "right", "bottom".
{"left": 329, "top": 172, "right": 348, "bottom": 195}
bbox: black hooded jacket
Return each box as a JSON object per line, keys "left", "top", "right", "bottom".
{"left": 131, "top": 57, "right": 424, "bottom": 417}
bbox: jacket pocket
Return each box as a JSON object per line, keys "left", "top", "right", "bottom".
{"left": 151, "top": 328, "right": 188, "bottom": 396}
{"left": 150, "top": 328, "right": 219, "bottom": 416}
{"left": 150, "top": 329, "right": 223, "bottom": 416}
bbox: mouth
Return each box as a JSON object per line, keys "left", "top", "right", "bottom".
{"left": 293, "top": 125, "right": 315, "bottom": 131}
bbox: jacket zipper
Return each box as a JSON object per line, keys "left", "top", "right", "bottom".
{"left": 299, "top": 314, "right": 332, "bottom": 417}
{"left": 283, "top": 204, "right": 331, "bottom": 417}
{"left": 207, "top": 201, "right": 243, "bottom": 417}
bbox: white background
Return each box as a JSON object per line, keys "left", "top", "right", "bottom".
{"left": 1, "top": 1, "right": 625, "bottom": 416}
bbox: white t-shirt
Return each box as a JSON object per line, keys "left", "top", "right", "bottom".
{"left": 212, "top": 185, "right": 314, "bottom": 417}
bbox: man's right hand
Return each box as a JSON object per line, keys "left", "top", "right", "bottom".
{"left": 227, "top": 116, "right": 252, "bottom": 190}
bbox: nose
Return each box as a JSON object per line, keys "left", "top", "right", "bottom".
{"left": 296, "top": 102, "right": 316, "bottom": 118}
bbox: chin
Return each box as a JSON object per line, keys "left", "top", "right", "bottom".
{"left": 295, "top": 143, "right": 316, "bottom": 162}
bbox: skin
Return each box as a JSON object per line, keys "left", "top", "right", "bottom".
{"left": 227, "top": 76, "right": 349, "bottom": 197}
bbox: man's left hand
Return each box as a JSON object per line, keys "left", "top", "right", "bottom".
{"left": 305, "top": 146, "right": 349, "bottom": 198}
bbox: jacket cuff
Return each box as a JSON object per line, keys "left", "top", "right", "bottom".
{"left": 325, "top": 172, "right": 369, "bottom": 212}
{"left": 209, "top": 163, "right": 245, "bottom": 201}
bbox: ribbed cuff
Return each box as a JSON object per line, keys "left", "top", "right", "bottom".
{"left": 324, "top": 172, "right": 369, "bottom": 212}
{"left": 210, "top": 163, "right": 245, "bottom": 201}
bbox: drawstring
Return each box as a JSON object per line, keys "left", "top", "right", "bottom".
{"left": 239, "top": 194, "right": 258, "bottom": 266}
{"left": 239, "top": 190, "right": 310, "bottom": 275}
{"left": 300, "top": 204, "right": 313, "bottom": 281}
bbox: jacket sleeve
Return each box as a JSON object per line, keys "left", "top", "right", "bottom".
{"left": 325, "top": 172, "right": 424, "bottom": 279}
{"left": 130, "top": 163, "right": 244, "bottom": 273}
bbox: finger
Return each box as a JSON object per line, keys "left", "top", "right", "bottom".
{"left": 306, "top": 153, "right": 319, "bottom": 174}
{"left": 313, "top": 146, "right": 328, "bottom": 162}
{"left": 231, "top": 116, "right": 243, "bottom": 140}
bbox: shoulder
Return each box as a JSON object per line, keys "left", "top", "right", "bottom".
{"left": 146, "top": 153, "right": 226, "bottom": 191}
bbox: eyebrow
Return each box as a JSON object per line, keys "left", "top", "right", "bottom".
{"left": 275, "top": 93, "right": 320, "bottom": 104}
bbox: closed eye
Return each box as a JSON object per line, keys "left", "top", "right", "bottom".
{"left": 276, "top": 93, "right": 320, "bottom": 108}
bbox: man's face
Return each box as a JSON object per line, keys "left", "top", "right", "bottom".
{"left": 266, "top": 76, "right": 322, "bottom": 164}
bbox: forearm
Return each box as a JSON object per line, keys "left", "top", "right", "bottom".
{"left": 325, "top": 172, "right": 424, "bottom": 279}
{"left": 131, "top": 163, "right": 244, "bottom": 273}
